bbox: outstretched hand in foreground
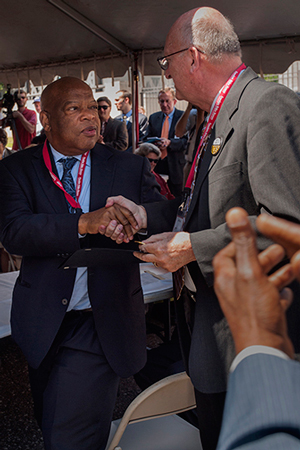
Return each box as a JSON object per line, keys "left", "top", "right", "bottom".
{"left": 213, "top": 208, "right": 295, "bottom": 358}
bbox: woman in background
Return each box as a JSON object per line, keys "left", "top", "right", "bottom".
{"left": 135, "top": 143, "right": 174, "bottom": 200}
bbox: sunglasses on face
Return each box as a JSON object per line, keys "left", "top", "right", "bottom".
{"left": 98, "top": 105, "right": 109, "bottom": 110}
{"left": 147, "top": 157, "right": 160, "bottom": 164}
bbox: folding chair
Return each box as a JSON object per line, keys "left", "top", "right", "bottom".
{"left": 106, "top": 371, "right": 202, "bottom": 450}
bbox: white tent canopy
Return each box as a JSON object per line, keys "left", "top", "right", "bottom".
{"left": 1, "top": 0, "right": 300, "bottom": 88}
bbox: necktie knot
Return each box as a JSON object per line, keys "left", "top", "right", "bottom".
{"left": 59, "top": 157, "right": 77, "bottom": 172}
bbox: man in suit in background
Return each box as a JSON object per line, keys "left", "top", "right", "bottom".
{"left": 114, "top": 89, "right": 148, "bottom": 152}
{"left": 145, "top": 87, "right": 187, "bottom": 197}
{"left": 97, "top": 96, "right": 128, "bottom": 151}
{"left": 214, "top": 207, "right": 300, "bottom": 450}
{"left": 105, "top": 6, "right": 300, "bottom": 449}
{"left": 0, "top": 77, "right": 162, "bottom": 450}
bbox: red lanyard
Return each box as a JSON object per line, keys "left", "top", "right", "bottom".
{"left": 186, "top": 63, "right": 246, "bottom": 188}
{"left": 42, "top": 139, "right": 89, "bottom": 210}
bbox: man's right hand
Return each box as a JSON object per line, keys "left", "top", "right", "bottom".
{"left": 105, "top": 196, "right": 147, "bottom": 231}
{"left": 78, "top": 204, "right": 139, "bottom": 243}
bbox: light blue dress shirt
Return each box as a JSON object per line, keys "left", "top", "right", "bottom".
{"left": 51, "top": 145, "right": 91, "bottom": 311}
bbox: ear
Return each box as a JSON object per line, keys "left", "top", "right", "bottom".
{"left": 40, "top": 111, "right": 51, "bottom": 131}
{"left": 189, "top": 47, "right": 201, "bottom": 73}
{"left": 173, "top": 98, "right": 177, "bottom": 106}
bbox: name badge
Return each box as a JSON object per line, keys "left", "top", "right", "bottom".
{"left": 172, "top": 188, "right": 191, "bottom": 232}
{"left": 211, "top": 137, "right": 222, "bottom": 155}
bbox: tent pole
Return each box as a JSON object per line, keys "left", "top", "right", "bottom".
{"left": 131, "top": 53, "right": 139, "bottom": 152}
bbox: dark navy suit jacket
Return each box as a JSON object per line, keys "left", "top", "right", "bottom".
{"left": 0, "top": 143, "right": 162, "bottom": 377}
{"left": 144, "top": 108, "right": 187, "bottom": 189}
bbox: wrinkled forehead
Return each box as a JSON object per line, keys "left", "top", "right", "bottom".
{"left": 159, "top": 92, "right": 174, "bottom": 102}
{"left": 42, "top": 81, "right": 93, "bottom": 111}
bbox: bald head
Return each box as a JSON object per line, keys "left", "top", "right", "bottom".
{"left": 40, "top": 76, "right": 99, "bottom": 156}
{"left": 41, "top": 77, "right": 91, "bottom": 113}
{"left": 166, "top": 7, "right": 241, "bottom": 63}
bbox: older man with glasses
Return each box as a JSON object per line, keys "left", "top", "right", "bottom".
{"left": 105, "top": 6, "right": 300, "bottom": 450}
{"left": 97, "top": 96, "right": 128, "bottom": 151}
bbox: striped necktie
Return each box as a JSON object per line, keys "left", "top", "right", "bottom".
{"left": 58, "top": 157, "right": 77, "bottom": 213}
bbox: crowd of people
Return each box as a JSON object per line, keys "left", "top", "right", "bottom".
{"left": 1, "top": 5, "right": 300, "bottom": 450}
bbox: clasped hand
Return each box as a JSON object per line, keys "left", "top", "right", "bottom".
{"left": 78, "top": 203, "right": 139, "bottom": 243}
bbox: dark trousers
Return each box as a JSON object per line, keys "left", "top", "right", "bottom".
{"left": 28, "top": 311, "right": 120, "bottom": 450}
{"left": 195, "top": 389, "right": 226, "bottom": 450}
{"left": 174, "top": 288, "right": 226, "bottom": 450}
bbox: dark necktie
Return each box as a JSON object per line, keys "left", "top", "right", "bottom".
{"left": 58, "top": 157, "right": 78, "bottom": 213}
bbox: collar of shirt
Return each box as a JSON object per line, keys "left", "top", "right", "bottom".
{"left": 125, "top": 109, "right": 132, "bottom": 119}
{"left": 50, "top": 144, "right": 91, "bottom": 179}
{"left": 165, "top": 108, "right": 175, "bottom": 121}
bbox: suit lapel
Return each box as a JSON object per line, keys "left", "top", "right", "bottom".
{"left": 184, "top": 67, "right": 258, "bottom": 227}
{"left": 90, "top": 145, "right": 116, "bottom": 211}
{"left": 169, "top": 108, "right": 179, "bottom": 137}
{"left": 32, "top": 145, "right": 69, "bottom": 213}
{"left": 156, "top": 112, "right": 164, "bottom": 135}
{"left": 103, "top": 117, "right": 113, "bottom": 140}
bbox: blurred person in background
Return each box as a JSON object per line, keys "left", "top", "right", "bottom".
{"left": 135, "top": 143, "right": 174, "bottom": 200}
{"left": 97, "top": 96, "right": 128, "bottom": 151}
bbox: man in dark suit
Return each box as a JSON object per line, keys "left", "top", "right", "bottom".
{"left": 0, "top": 77, "right": 162, "bottom": 450}
{"left": 214, "top": 208, "right": 300, "bottom": 450}
{"left": 97, "top": 96, "right": 128, "bottom": 151}
{"left": 114, "top": 89, "right": 148, "bottom": 152}
{"left": 106, "top": 6, "right": 300, "bottom": 450}
{"left": 145, "top": 87, "right": 187, "bottom": 197}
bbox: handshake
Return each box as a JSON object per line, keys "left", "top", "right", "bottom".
{"left": 78, "top": 196, "right": 147, "bottom": 244}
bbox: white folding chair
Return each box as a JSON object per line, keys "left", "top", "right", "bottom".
{"left": 0, "top": 242, "right": 21, "bottom": 272}
{"left": 106, "top": 371, "right": 202, "bottom": 450}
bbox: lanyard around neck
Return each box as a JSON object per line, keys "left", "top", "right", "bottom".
{"left": 42, "top": 139, "right": 89, "bottom": 210}
{"left": 185, "top": 63, "right": 246, "bottom": 188}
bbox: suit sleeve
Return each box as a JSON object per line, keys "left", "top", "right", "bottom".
{"left": 190, "top": 84, "right": 300, "bottom": 286}
{"left": 0, "top": 160, "right": 82, "bottom": 257}
{"left": 167, "top": 135, "right": 188, "bottom": 153}
{"left": 217, "top": 354, "right": 300, "bottom": 450}
{"left": 138, "top": 114, "right": 148, "bottom": 140}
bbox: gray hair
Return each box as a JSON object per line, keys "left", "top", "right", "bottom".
{"left": 182, "top": 12, "right": 241, "bottom": 62}
{"left": 135, "top": 143, "right": 161, "bottom": 158}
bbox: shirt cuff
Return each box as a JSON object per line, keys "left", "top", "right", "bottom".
{"left": 230, "top": 345, "right": 291, "bottom": 373}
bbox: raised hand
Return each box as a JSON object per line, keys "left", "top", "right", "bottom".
{"left": 213, "top": 207, "right": 295, "bottom": 358}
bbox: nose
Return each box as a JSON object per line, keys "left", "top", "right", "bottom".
{"left": 164, "top": 68, "right": 172, "bottom": 80}
{"left": 82, "top": 106, "right": 98, "bottom": 121}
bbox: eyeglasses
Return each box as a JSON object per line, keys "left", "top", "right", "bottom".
{"left": 98, "top": 105, "right": 109, "bottom": 110}
{"left": 157, "top": 47, "right": 205, "bottom": 71}
{"left": 147, "top": 157, "right": 160, "bottom": 164}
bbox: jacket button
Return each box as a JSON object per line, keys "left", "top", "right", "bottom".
{"left": 62, "top": 298, "right": 68, "bottom": 305}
